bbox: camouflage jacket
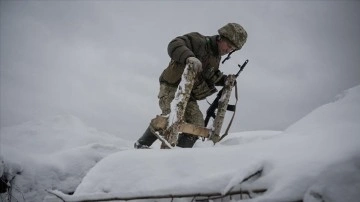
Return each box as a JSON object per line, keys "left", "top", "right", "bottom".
{"left": 159, "top": 32, "right": 225, "bottom": 100}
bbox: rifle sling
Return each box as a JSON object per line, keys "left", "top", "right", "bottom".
{"left": 220, "top": 82, "right": 238, "bottom": 141}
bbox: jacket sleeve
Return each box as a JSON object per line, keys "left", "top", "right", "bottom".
{"left": 167, "top": 33, "right": 199, "bottom": 65}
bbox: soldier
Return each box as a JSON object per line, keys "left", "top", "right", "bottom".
{"left": 134, "top": 23, "right": 247, "bottom": 148}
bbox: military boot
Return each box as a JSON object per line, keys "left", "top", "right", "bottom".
{"left": 177, "top": 133, "right": 198, "bottom": 148}
{"left": 134, "top": 126, "right": 157, "bottom": 149}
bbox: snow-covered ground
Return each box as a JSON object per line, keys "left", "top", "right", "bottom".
{"left": 1, "top": 85, "right": 360, "bottom": 202}
{"left": 0, "top": 115, "right": 132, "bottom": 202}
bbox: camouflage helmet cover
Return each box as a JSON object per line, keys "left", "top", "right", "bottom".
{"left": 218, "top": 23, "right": 247, "bottom": 50}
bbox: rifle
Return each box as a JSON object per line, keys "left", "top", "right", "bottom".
{"left": 204, "top": 59, "right": 248, "bottom": 128}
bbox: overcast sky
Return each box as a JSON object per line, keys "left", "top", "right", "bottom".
{"left": 1, "top": 1, "right": 360, "bottom": 141}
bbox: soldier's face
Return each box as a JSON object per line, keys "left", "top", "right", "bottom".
{"left": 218, "top": 39, "right": 236, "bottom": 56}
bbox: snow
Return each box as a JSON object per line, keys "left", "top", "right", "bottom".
{"left": 1, "top": 85, "right": 360, "bottom": 202}
{"left": 168, "top": 64, "right": 192, "bottom": 126}
{"left": 0, "top": 115, "right": 132, "bottom": 202}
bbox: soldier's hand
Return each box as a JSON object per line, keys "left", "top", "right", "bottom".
{"left": 186, "top": 57, "right": 202, "bottom": 73}
{"left": 225, "top": 74, "right": 237, "bottom": 86}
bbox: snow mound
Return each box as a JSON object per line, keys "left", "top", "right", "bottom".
{"left": 218, "top": 130, "right": 282, "bottom": 146}
{"left": 285, "top": 85, "right": 360, "bottom": 135}
{"left": 70, "top": 85, "right": 360, "bottom": 202}
{"left": 304, "top": 156, "right": 360, "bottom": 202}
{"left": 1, "top": 114, "right": 132, "bottom": 202}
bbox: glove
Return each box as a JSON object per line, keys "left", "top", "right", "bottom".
{"left": 186, "top": 57, "right": 202, "bottom": 73}
{"left": 225, "top": 74, "right": 237, "bottom": 86}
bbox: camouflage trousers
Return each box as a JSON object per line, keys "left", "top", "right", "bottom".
{"left": 157, "top": 83, "right": 204, "bottom": 127}
{"left": 144, "top": 83, "right": 204, "bottom": 147}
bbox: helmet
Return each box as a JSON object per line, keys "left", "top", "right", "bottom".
{"left": 218, "top": 23, "right": 247, "bottom": 50}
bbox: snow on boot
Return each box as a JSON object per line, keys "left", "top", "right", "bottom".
{"left": 134, "top": 126, "right": 157, "bottom": 149}
{"left": 134, "top": 141, "right": 151, "bottom": 149}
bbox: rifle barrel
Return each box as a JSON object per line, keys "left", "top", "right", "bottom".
{"left": 236, "top": 59, "right": 248, "bottom": 77}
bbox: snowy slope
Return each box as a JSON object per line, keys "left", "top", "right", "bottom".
{"left": 1, "top": 85, "right": 359, "bottom": 202}
{"left": 58, "top": 85, "right": 359, "bottom": 202}
{"left": 0, "top": 115, "right": 132, "bottom": 202}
